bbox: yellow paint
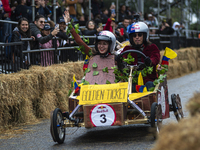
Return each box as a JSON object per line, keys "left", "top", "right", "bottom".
{"left": 138, "top": 72, "right": 144, "bottom": 85}
{"left": 129, "top": 92, "right": 153, "bottom": 100}
{"left": 77, "top": 82, "right": 128, "bottom": 105}
{"left": 121, "top": 41, "right": 130, "bottom": 48}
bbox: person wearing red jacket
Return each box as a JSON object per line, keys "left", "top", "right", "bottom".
{"left": 1, "top": 0, "right": 15, "bottom": 42}
{"left": 120, "top": 21, "right": 160, "bottom": 91}
{"left": 103, "top": 13, "right": 115, "bottom": 33}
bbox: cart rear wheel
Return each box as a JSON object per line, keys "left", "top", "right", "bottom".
{"left": 171, "top": 94, "right": 184, "bottom": 121}
{"left": 52, "top": 108, "right": 65, "bottom": 144}
{"left": 150, "top": 102, "right": 162, "bottom": 137}
{"left": 50, "top": 111, "right": 56, "bottom": 142}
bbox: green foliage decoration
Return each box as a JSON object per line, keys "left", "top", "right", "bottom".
{"left": 102, "top": 67, "right": 109, "bottom": 73}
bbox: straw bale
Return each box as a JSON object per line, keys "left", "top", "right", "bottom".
{"left": 0, "top": 61, "right": 84, "bottom": 129}
{"left": 187, "top": 59, "right": 197, "bottom": 72}
{"left": 196, "top": 48, "right": 200, "bottom": 58}
{"left": 197, "top": 58, "right": 200, "bottom": 69}
{"left": 152, "top": 114, "right": 200, "bottom": 150}
{"left": 176, "top": 49, "right": 190, "bottom": 60}
{"left": 187, "top": 92, "right": 200, "bottom": 116}
{"left": 179, "top": 60, "right": 189, "bottom": 74}
{"left": 167, "top": 63, "right": 181, "bottom": 79}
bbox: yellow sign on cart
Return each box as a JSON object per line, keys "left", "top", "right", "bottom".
{"left": 78, "top": 82, "right": 128, "bottom": 105}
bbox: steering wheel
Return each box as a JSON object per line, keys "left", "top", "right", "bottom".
{"left": 116, "top": 49, "right": 147, "bottom": 75}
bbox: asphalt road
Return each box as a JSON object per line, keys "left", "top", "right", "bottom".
{"left": 0, "top": 71, "right": 200, "bottom": 150}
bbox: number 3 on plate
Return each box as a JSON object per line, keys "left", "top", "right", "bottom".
{"left": 100, "top": 114, "right": 107, "bottom": 123}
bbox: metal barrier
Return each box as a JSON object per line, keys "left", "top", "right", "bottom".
{"left": 149, "top": 34, "right": 200, "bottom": 50}
{"left": 1, "top": 27, "right": 200, "bottom": 74}
{"left": 0, "top": 42, "right": 23, "bottom": 74}
{"left": 0, "top": 37, "right": 96, "bottom": 74}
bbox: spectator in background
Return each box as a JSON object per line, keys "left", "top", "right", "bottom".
{"left": 94, "top": 14, "right": 102, "bottom": 25}
{"left": 1, "top": 0, "right": 16, "bottom": 42}
{"left": 56, "top": 17, "right": 70, "bottom": 62}
{"left": 30, "top": 15, "right": 59, "bottom": 49}
{"left": 82, "top": 20, "right": 102, "bottom": 45}
{"left": 103, "top": 13, "right": 115, "bottom": 33}
{"left": 26, "top": 0, "right": 33, "bottom": 22}
{"left": 11, "top": 17, "right": 35, "bottom": 69}
{"left": 40, "top": 24, "right": 59, "bottom": 66}
{"left": 13, "top": 0, "right": 29, "bottom": 21}
{"left": 101, "top": 8, "right": 109, "bottom": 24}
{"left": 57, "top": 17, "right": 69, "bottom": 42}
{"left": 83, "top": 0, "right": 89, "bottom": 21}
{"left": 156, "top": 19, "right": 174, "bottom": 35}
{"left": 35, "top": 0, "right": 51, "bottom": 18}
{"left": 125, "top": 6, "right": 132, "bottom": 19}
{"left": 145, "top": 13, "right": 158, "bottom": 27}
{"left": 172, "top": 21, "right": 184, "bottom": 36}
{"left": 76, "top": 0, "right": 84, "bottom": 21}
{"left": 108, "top": 2, "right": 115, "bottom": 17}
{"left": 46, "top": 0, "right": 63, "bottom": 22}
{"left": 66, "top": 0, "right": 78, "bottom": 22}
{"left": 91, "top": 0, "right": 104, "bottom": 19}
{"left": 118, "top": 4, "right": 127, "bottom": 22}
{"left": 78, "top": 15, "right": 86, "bottom": 26}
{"left": 116, "top": 17, "right": 129, "bottom": 42}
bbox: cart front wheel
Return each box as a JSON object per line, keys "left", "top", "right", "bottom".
{"left": 52, "top": 108, "right": 65, "bottom": 144}
{"left": 150, "top": 102, "right": 162, "bottom": 137}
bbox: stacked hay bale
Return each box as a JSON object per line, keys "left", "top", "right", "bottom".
{"left": 0, "top": 62, "right": 84, "bottom": 131}
{"left": 152, "top": 92, "right": 200, "bottom": 150}
{"left": 160, "top": 47, "right": 200, "bottom": 79}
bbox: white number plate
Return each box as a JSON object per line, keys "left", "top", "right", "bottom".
{"left": 90, "top": 104, "right": 116, "bottom": 127}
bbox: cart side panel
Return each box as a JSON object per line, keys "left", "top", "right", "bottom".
{"left": 69, "top": 98, "right": 83, "bottom": 113}
{"left": 84, "top": 103, "right": 125, "bottom": 128}
{"left": 127, "top": 93, "right": 156, "bottom": 120}
{"left": 157, "top": 77, "right": 169, "bottom": 119}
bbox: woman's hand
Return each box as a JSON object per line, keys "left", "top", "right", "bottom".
{"left": 63, "top": 10, "right": 71, "bottom": 23}
{"left": 97, "top": 26, "right": 103, "bottom": 32}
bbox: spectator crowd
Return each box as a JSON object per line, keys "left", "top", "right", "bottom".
{"left": 0, "top": 0, "right": 185, "bottom": 68}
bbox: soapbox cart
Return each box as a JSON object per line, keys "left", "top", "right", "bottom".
{"left": 50, "top": 49, "right": 184, "bottom": 144}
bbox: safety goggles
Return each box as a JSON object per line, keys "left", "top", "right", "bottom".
{"left": 132, "top": 33, "right": 143, "bottom": 38}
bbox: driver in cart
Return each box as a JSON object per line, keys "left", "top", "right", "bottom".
{"left": 119, "top": 20, "right": 160, "bottom": 92}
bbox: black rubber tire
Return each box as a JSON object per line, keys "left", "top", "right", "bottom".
{"left": 50, "top": 111, "right": 56, "bottom": 142}
{"left": 171, "top": 94, "right": 180, "bottom": 121}
{"left": 52, "top": 108, "right": 65, "bottom": 144}
{"left": 150, "top": 102, "right": 157, "bottom": 128}
{"left": 150, "top": 102, "right": 162, "bottom": 139}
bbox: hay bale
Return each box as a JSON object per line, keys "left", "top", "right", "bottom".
{"left": 187, "top": 59, "right": 198, "bottom": 72}
{"left": 167, "top": 63, "right": 181, "bottom": 79}
{"left": 152, "top": 114, "right": 200, "bottom": 150}
{"left": 187, "top": 92, "right": 200, "bottom": 116}
{"left": 196, "top": 48, "right": 200, "bottom": 58}
{"left": 0, "top": 61, "right": 84, "bottom": 130}
{"left": 197, "top": 58, "right": 200, "bottom": 69}
{"left": 177, "top": 49, "right": 190, "bottom": 60}
{"left": 179, "top": 60, "right": 189, "bottom": 74}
